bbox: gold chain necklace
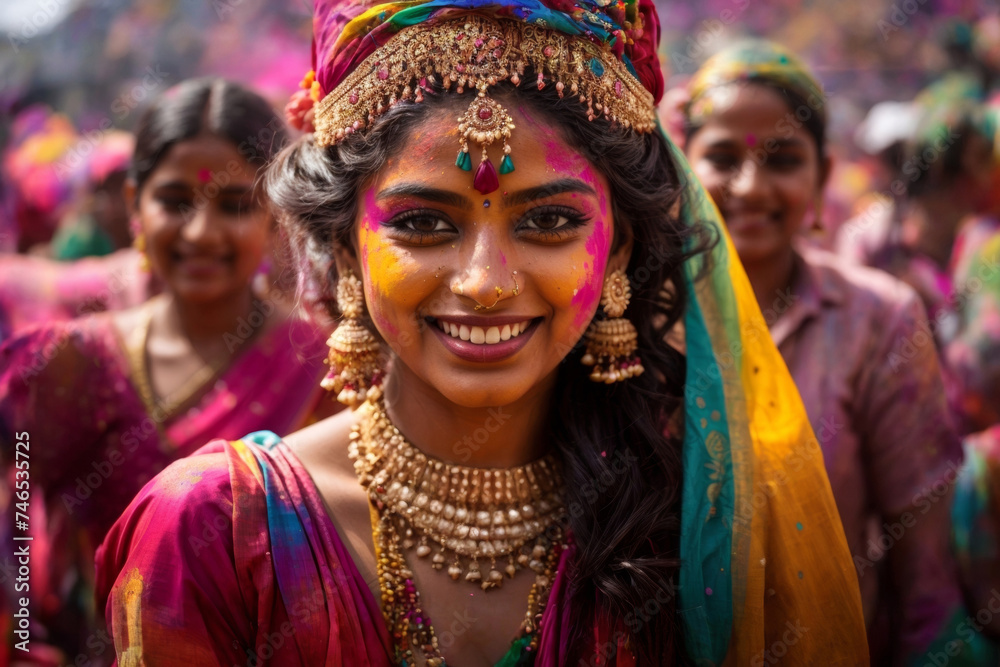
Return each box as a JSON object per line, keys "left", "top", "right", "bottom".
{"left": 125, "top": 305, "right": 224, "bottom": 421}
{"left": 349, "top": 399, "right": 567, "bottom": 664}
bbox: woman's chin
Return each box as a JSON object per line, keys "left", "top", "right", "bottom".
{"left": 732, "top": 237, "right": 789, "bottom": 267}
{"left": 168, "top": 278, "right": 245, "bottom": 305}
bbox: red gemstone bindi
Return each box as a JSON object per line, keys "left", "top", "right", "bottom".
{"left": 478, "top": 107, "right": 493, "bottom": 120}
{"left": 473, "top": 160, "right": 500, "bottom": 195}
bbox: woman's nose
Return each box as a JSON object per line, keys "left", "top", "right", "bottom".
{"left": 728, "top": 159, "right": 766, "bottom": 198}
{"left": 450, "top": 231, "right": 520, "bottom": 310}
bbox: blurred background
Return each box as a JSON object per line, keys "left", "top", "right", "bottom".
{"left": 2, "top": 0, "right": 1000, "bottom": 254}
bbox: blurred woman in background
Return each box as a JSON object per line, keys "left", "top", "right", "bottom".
{"left": 683, "top": 39, "right": 992, "bottom": 664}
{"left": 0, "top": 77, "right": 330, "bottom": 665}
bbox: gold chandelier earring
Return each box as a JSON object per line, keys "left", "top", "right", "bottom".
{"left": 581, "top": 268, "right": 644, "bottom": 383}
{"left": 320, "top": 270, "right": 384, "bottom": 407}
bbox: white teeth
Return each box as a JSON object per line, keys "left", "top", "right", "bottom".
{"left": 436, "top": 319, "right": 533, "bottom": 344}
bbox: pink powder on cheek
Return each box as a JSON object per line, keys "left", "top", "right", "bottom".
{"left": 362, "top": 188, "right": 382, "bottom": 231}
{"left": 570, "top": 216, "right": 612, "bottom": 329}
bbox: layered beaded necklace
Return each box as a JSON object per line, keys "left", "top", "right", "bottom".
{"left": 349, "top": 399, "right": 567, "bottom": 666}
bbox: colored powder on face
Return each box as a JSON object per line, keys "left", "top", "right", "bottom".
{"left": 571, "top": 216, "right": 612, "bottom": 328}
{"left": 357, "top": 187, "right": 407, "bottom": 337}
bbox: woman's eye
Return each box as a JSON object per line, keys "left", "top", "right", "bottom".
{"left": 766, "top": 153, "right": 805, "bottom": 169}
{"left": 706, "top": 153, "right": 739, "bottom": 170}
{"left": 523, "top": 212, "right": 571, "bottom": 231}
{"left": 383, "top": 210, "right": 456, "bottom": 243}
{"left": 155, "top": 196, "right": 190, "bottom": 212}
{"left": 405, "top": 216, "right": 452, "bottom": 233}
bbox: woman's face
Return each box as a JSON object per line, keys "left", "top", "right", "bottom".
{"left": 350, "top": 104, "right": 629, "bottom": 408}
{"left": 686, "top": 83, "right": 827, "bottom": 267}
{"left": 128, "top": 134, "right": 269, "bottom": 304}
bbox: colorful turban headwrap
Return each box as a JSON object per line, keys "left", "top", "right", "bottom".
{"left": 310, "top": 0, "right": 664, "bottom": 106}
{"left": 686, "top": 38, "right": 826, "bottom": 128}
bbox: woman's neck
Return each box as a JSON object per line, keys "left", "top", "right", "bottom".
{"left": 381, "top": 365, "right": 555, "bottom": 468}
{"left": 742, "top": 248, "right": 797, "bottom": 316}
{"left": 156, "top": 289, "right": 259, "bottom": 353}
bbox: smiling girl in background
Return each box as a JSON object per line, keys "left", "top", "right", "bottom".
{"left": 683, "top": 39, "right": 992, "bottom": 664}
{"left": 0, "top": 78, "right": 329, "bottom": 665}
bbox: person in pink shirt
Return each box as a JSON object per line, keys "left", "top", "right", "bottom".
{"left": 683, "top": 39, "right": 993, "bottom": 664}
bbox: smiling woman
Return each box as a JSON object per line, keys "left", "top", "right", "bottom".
{"left": 95, "top": 6, "right": 868, "bottom": 667}
{"left": 684, "top": 40, "right": 994, "bottom": 665}
{"left": 0, "top": 78, "right": 331, "bottom": 664}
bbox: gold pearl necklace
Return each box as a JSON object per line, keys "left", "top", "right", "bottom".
{"left": 349, "top": 399, "right": 565, "bottom": 591}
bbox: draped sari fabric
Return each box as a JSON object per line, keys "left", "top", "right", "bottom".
{"left": 0, "top": 312, "right": 328, "bottom": 665}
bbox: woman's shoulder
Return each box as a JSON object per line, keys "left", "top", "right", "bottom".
{"left": 1, "top": 311, "right": 125, "bottom": 381}
{"left": 98, "top": 438, "right": 268, "bottom": 561}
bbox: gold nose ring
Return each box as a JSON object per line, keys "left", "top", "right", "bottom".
{"left": 475, "top": 287, "right": 503, "bottom": 311}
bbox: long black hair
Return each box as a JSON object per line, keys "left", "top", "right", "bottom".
{"left": 266, "top": 75, "right": 716, "bottom": 664}
{"left": 129, "top": 77, "right": 287, "bottom": 199}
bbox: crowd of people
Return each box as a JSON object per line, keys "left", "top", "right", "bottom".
{"left": 2, "top": 0, "right": 1000, "bottom": 665}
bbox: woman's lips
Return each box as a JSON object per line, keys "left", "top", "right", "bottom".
{"left": 173, "top": 253, "right": 232, "bottom": 277}
{"left": 428, "top": 316, "right": 540, "bottom": 363}
{"left": 724, "top": 212, "right": 778, "bottom": 234}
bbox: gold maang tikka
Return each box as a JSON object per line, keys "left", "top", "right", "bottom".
{"left": 581, "top": 268, "right": 644, "bottom": 383}
{"left": 457, "top": 88, "right": 516, "bottom": 194}
{"left": 320, "top": 270, "right": 384, "bottom": 407}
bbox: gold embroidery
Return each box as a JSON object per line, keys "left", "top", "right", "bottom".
{"left": 116, "top": 568, "right": 144, "bottom": 667}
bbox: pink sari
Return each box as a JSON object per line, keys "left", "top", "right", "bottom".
{"left": 0, "top": 313, "right": 329, "bottom": 665}
{"left": 95, "top": 436, "right": 644, "bottom": 666}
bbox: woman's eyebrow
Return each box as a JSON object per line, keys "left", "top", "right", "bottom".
{"left": 502, "top": 179, "right": 596, "bottom": 207}
{"left": 377, "top": 183, "right": 472, "bottom": 209}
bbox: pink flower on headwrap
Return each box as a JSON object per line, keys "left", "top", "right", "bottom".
{"left": 285, "top": 70, "right": 321, "bottom": 134}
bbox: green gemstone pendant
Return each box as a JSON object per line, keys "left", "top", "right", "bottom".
{"left": 499, "top": 154, "right": 515, "bottom": 175}
{"left": 456, "top": 150, "right": 472, "bottom": 171}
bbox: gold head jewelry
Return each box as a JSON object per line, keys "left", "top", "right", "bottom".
{"left": 581, "top": 268, "right": 644, "bottom": 383}
{"left": 320, "top": 270, "right": 385, "bottom": 407}
{"left": 314, "top": 15, "right": 657, "bottom": 195}
{"left": 133, "top": 233, "right": 150, "bottom": 272}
